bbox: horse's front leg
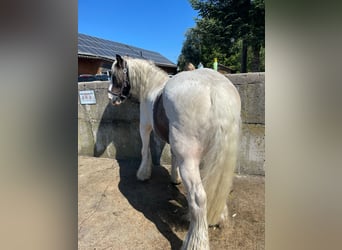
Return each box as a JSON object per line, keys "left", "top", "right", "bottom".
{"left": 136, "top": 123, "right": 153, "bottom": 181}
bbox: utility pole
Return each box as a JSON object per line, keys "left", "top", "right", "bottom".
{"left": 241, "top": 39, "right": 248, "bottom": 73}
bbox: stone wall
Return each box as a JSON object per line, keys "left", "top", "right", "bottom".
{"left": 227, "top": 73, "right": 265, "bottom": 175}
{"left": 78, "top": 72, "right": 265, "bottom": 175}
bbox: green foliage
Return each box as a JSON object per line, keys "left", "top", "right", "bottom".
{"left": 178, "top": 28, "right": 201, "bottom": 70}
{"left": 178, "top": 0, "right": 265, "bottom": 72}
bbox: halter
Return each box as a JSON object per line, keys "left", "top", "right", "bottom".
{"left": 108, "top": 63, "right": 131, "bottom": 103}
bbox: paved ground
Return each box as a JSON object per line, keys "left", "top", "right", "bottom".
{"left": 78, "top": 156, "right": 264, "bottom": 250}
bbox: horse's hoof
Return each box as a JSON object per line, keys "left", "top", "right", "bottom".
{"left": 137, "top": 178, "right": 149, "bottom": 183}
{"left": 171, "top": 175, "right": 181, "bottom": 185}
{"left": 136, "top": 170, "right": 151, "bottom": 181}
{"left": 171, "top": 180, "right": 181, "bottom": 185}
{"left": 136, "top": 175, "right": 151, "bottom": 182}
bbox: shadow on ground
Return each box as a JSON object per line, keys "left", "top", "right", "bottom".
{"left": 90, "top": 102, "right": 191, "bottom": 249}
{"left": 116, "top": 159, "right": 188, "bottom": 250}
{"left": 78, "top": 156, "right": 264, "bottom": 249}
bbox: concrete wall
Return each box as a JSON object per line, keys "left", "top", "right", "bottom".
{"left": 227, "top": 73, "right": 265, "bottom": 175}
{"left": 78, "top": 73, "right": 265, "bottom": 175}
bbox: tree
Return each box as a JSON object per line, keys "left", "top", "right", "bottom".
{"left": 178, "top": 0, "right": 264, "bottom": 72}
{"left": 178, "top": 28, "right": 201, "bottom": 70}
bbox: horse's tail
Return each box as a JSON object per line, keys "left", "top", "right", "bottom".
{"left": 200, "top": 86, "right": 241, "bottom": 226}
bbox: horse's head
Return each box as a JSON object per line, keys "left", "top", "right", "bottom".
{"left": 108, "top": 54, "right": 131, "bottom": 106}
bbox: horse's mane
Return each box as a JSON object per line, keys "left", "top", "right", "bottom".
{"left": 125, "top": 57, "right": 169, "bottom": 100}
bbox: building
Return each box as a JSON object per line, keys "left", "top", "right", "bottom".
{"left": 78, "top": 33, "right": 177, "bottom": 76}
{"left": 217, "top": 63, "right": 237, "bottom": 74}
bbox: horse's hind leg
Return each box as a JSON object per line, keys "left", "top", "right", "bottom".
{"left": 179, "top": 156, "right": 209, "bottom": 250}
{"left": 171, "top": 135, "right": 209, "bottom": 250}
{"left": 171, "top": 150, "right": 181, "bottom": 185}
{"left": 137, "top": 123, "right": 153, "bottom": 181}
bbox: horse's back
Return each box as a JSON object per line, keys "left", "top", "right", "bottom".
{"left": 163, "top": 68, "right": 240, "bottom": 125}
{"left": 165, "top": 68, "right": 239, "bottom": 102}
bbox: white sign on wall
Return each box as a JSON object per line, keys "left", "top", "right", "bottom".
{"left": 79, "top": 90, "right": 96, "bottom": 105}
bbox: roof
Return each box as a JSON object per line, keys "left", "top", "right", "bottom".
{"left": 78, "top": 33, "right": 176, "bottom": 68}
{"left": 218, "top": 63, "right": 237, "bottom": 74}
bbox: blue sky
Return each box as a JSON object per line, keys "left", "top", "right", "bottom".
{"left": 78, "top": 0, "right": 198, "bottom": 64}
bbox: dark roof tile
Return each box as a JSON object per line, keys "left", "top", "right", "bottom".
{"left": 78, "top": 33, "right": 176, "bottom": 68}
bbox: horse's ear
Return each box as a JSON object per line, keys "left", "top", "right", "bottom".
{"left": 116, "top": 54, "right": 124, "bottom": 68}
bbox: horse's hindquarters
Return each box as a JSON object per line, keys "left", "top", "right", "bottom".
{"left": 163, "top": 70, "right": 241, "bottom": 225}
{"left": 163, "top": 70, "right": 240, "bottom": 142}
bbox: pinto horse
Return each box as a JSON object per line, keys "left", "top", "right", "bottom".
{"left": 108, "top": 55, "right": 241, "bottom": 250}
